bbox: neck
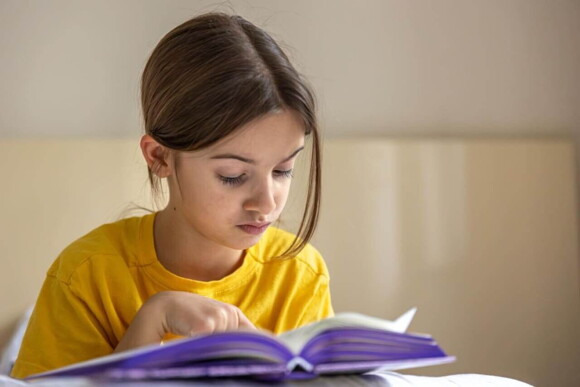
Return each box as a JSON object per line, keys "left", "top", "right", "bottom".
{"left": 153, "top": 208, "right": 244, "bottom": 281}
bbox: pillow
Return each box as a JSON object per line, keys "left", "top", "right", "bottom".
{"left": 0, "top": 307, "right": 33, "bottom": 376}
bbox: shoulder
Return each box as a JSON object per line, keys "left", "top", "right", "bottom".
{"left": 47, "top": 214, "right": 152, "bottom": 284}
{"left": 248, "top": 226, "right": 329, "bottom": 279}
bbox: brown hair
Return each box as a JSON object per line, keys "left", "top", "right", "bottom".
{"left": 141, "top": 12, "right": 321, "bottom": 257}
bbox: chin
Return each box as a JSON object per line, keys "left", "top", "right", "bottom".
{"left": 234, "top": 237, "right": 262, "bottom": 251}
{"left": 227, "top": 232, "right": 264, "bottom": 250}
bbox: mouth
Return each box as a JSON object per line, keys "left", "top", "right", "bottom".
{"left": 237, "top": 222, "right": 271, "bottom": 235}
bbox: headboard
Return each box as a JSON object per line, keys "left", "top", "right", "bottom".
{"left": 1, "top": 137, "right": 579, "bottom": 386}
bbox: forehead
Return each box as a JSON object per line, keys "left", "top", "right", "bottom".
{"left": 203, "top": 110, "right": 306, "bottom": 157}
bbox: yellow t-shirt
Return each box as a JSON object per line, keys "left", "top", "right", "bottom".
{"left": 11, "top": 213, "right": 333, "bottom": 378}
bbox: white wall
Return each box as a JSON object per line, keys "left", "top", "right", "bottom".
{"left": 1, "top": 0, "right": 579, "bottom": 138}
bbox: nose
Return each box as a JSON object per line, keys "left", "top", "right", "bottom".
{"left": 243, "top": 177, "right": 277, "bottom": 218}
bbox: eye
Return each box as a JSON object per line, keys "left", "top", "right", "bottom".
{"left": 273, "top": 169, "right": 294, "bottom": 179}
{"left": 218, "top": 174, "right": 245, "bottom": 186}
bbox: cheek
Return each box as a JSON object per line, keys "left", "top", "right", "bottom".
{"left": 274, "top": 183, "right": 292, "bottom": 209}
{"left": 202, "top": 187, "right": 244, "bottom": 218}
{"left": 183, "top": 180, "right": 227, "bottom": 214}
{"left": 202, "top": 190, "right": 230, "bottom": 211}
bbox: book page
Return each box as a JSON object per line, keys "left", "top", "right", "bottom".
{"left": 278, "top": 308, "right": 417, "bottom": 353}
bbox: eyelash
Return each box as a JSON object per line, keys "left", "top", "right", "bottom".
{"left": 218, "top": 169, "right": 294, "bottom": 186}
{"left": 219, "top": 175, "right": 244, "bottom": 186}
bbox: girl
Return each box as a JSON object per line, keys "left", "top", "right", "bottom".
{"left": 12, "top": 12, "right": 333, "bottom": 378}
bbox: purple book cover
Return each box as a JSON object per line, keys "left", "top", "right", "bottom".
{"left": 27, "top": 310, "right": 455, "bottom": 381}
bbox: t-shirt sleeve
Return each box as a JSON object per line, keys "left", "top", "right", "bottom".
{"left": 11, "top": 273, "right": 114, "bottom": 379}
{"left": 296, "top": 273, "right": 335, "bottom": 327}
{"left": 292, "top": 242, "right": 335, "bottom": 327}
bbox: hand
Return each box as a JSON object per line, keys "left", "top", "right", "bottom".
{"left": 157, "top": 291, "right": 256, "bottom": 336}
{"left": 115, "top": 291, "right": 256, "bottom": 352}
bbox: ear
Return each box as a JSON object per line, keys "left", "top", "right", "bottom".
{"left": 140, "top": 134, "right": 173, "bottom": 178}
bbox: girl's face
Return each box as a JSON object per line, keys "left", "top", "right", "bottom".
{"left": 168, "top": 110, "right": 306, "bottom": 250}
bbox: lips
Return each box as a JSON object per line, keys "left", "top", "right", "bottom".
{"left": 237, "top": 222, "right": 271, "bottom": 235}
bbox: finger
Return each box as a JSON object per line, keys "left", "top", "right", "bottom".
{"left": 215, "top": 307, "right": 230, "bottom": 331}
{"left": 235, "top": 308, "right": 257, "bottom": 330}
{"left": 221, "top": 304, "right": 239, "bottom": 331}
{"left": 191, "top": 316, "right": 215, "bottom": 335}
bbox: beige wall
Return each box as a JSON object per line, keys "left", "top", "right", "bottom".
{"left": 296, "top": 138, "right": 580, "bottom": 386}
{"left": 1, "top": 138, "right": 579, "bottom": 386}
{"left": 0, "top": 140, "right": 152, "bottom": 346}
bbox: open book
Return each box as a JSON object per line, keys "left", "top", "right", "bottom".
{"left": 29, "top": 308, "right": 455, "bottom": 381}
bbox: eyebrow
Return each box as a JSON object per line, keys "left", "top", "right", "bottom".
{"left": 210, "top": 146, "right": 305, "bottom": 164}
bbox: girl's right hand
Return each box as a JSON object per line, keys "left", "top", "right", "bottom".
{"left": 115, "top": 291, "right": 256, "bottom": 353}
{"left": 156, "top": 291, "right": 256, "bottom": 336}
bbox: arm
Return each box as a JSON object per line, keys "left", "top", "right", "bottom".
{"left": 12, "top": 282, "right": 255, "bottom": 378}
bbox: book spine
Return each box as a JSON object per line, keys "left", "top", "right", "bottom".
{"left": 286, "top": 356, "right": 314, "bottom": 372}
